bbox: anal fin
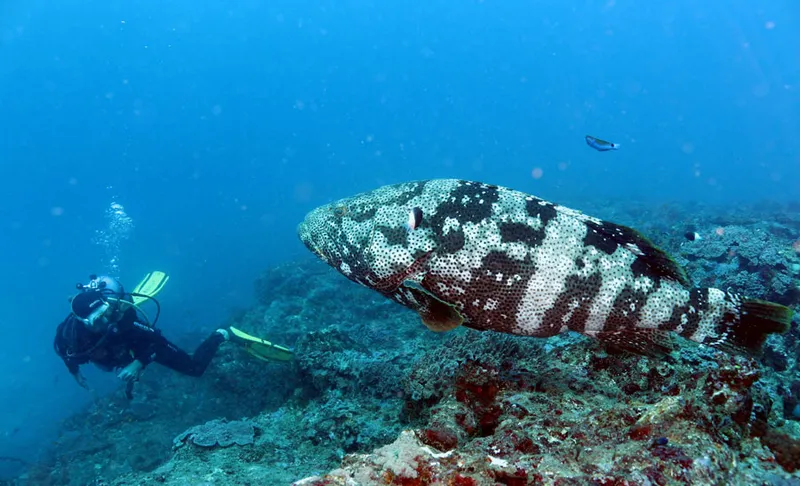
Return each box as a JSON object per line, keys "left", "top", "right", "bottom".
{"left": 592, "top": 328, "right": 675, "bottom": 358}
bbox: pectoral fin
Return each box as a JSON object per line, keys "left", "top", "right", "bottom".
{"left": 401, "top": 281, "right": 464, "bottom": 332}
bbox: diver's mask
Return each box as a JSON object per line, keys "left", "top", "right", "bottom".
{"left": 71, "top": 275, "right": 128, "bottom": 332}
{"left": 70, "top": 290, "right": 116, "bottom": 332}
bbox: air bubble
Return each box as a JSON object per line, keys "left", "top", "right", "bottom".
{"left": 92, "top": 201, "right": 135, "bottom": 276}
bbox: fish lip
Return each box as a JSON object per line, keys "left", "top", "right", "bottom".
{"left": 297, "top": 219, "right": 318, "bottom": 252}
{"left": 297, "top": 221, "right": 322, "bottom": 257}
{"left": 298, "top": 209, "right": 337, "bottom": 262}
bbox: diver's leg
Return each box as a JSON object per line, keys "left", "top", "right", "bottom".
{"left": 152, "top": 332, "right": 225, "bottom": 377}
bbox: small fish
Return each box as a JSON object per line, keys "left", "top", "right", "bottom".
{"left": 684, "top": 231, "right": 702, "bottom": 242}
{"left": 585, "top": 135, "right": 620, "bottom": 152}
{"left": 298, "top": 179, "right": 793, "bottom": 358}
{"left": 406, "top": 207, "right": 423, "bottom": 231}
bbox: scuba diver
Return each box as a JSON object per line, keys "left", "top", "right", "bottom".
{"left": 53, "top": 272, "right": 292, "bottom": 397}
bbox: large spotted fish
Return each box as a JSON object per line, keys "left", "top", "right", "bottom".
{"left": 298, "top": 179, "right": 792, "bottom": 357}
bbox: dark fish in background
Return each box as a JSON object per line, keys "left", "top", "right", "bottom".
{"left": 298, "top": 179, "right": 793, "bottom": 358}
{"left": 586, "top": 135, "right": 620, "bottom": 151}
{"left": 684, "top": 231, "right": 702, "bottom": 241}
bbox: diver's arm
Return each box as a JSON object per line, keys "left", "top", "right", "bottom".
{"left": 63, "top": 359, "right": 88, "bottom": 389}
{"left": 72, "top": 370, "right": 89, "bottom": 389}
{"left": 53, "top": 321, "right": 89, "bottom": 389}
{"left": 117, "top": 359, "right": 144, "bottom": 382}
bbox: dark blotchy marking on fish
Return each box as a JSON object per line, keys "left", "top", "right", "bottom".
{"left": 334, "top": 241, "right": 372, "bottom": 281}
{"left": 585, "top": 220, "right": 690, "bottom": 286}
{"left": 431, "top": 181, "right": 499, "bottom": 226}
{"left": 437, "top": 226, "right": 466, "bottom": 253}
{"left": 525, "top": 198, "right": 558, "bottom": 225}
{"left": 671, "top": 288, "right": 707, "bottom": 339}
{"left": 469, "top": 250, "right": 534, "bottom": 332}
{"left": 298, "top": 178, "right": 793, "bottom": 359}
{"left": 584, "top": 221, "right": 620, "bottom": 256}
{"left": 543, "top": 273, "right": 604, "bottom": 335}
{"left": 392, "top": 182, "right": 427, "bottom": 207}
{"left": 348, "top": 205, "right": 378, "bottom": 223}
{"left": 606, "top": 286, "right": 649, "bottom": 332}
{"left": 435, "top": 250, "right": 533, "bottom": 334}
{"left": 499, "top": 222, "right": 545, "bottom": 245}
{"left": 377, "top": 226, "right": 408, "bottom": 247}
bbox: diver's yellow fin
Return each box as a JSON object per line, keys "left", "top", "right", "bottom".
{"left": 131, "top": 271, "right": 170, "bottom": 306}
{"left": 229, "top": 326, "right": 294, "bottom": 362}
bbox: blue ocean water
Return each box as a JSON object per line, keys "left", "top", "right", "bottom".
{"left": 0, "top": 0, "right": 797, "bottom": 478}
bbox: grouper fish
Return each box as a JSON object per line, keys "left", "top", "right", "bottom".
{"left": 297, "top": 179, "right": 793, "bottom": 357}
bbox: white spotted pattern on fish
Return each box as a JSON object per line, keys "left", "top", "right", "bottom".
{"left": 298, "top": 179, "right": 792, "bottom": 357}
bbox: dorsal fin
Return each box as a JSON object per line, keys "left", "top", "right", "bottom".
{"left": 584, "top": 220, "right": 690, "bottom": 287}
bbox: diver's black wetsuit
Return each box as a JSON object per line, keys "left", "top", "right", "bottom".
{"left": 53, "top": 306, "right": 224, "bottom": 378}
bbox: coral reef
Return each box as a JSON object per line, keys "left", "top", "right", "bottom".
{"left": 12, "top": 200, "right": 800, "bottom": 486}
{"left": 173, "top": 419, "right": 257, "bottom": 448}
{"left": 295, "top": 343, "right": 795, "bottom": 485}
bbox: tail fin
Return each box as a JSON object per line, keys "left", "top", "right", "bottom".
{"left": 716, "top": 298, "right": 793, "bottom": 355}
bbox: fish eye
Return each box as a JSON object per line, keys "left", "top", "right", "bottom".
{"left": 331, "top": 205, "right": 348, "bottom": 217}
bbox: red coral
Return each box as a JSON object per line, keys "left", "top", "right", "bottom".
{"left": 589, "top": 355, "right": 620, "bottom": 371}
{"left": 593, "top": 477, "right": 636, "bottom": 486}
{"left": 454, "top": 410, "right": 477, "bottom": 435}
{"left": 627, "top": 424, "right": 652, "bottom": 441}
{"left": 486, "top": 430, "right": 541, "bottom": 456}
{"left": 651, "top": 445, "right": 694, "bottom": 469}
{"left": 492, "top": 468, "right": 528, "bottom": 486}
{"left": 384, "top": 455, "right": 436, "bottom": 485}
{"left": 449, "top": 474, "right": 478, "bottom": 486}
{"left": 729, "top": 393, "right": 753, "bottom": 426}
{"left": 753, "top": 420, "right": 800, "bottom": 473}
{"left": 454, "top": 362, "right": 505, "bottom": 436}
{"left": 420, "top": 424, "right": 459, "bottom": 451}
{"left": 643, "top": 465, "right": 667, "bottom": 486}
{"left": 621, "top": 383, "right": 642, "bottom": 394}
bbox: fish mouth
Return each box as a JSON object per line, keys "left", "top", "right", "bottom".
{"left": 298, "top": 203, "right": 364, "bottom": 265}
{"left": 297, "top": 208, "right": 331, "bottom": 262}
